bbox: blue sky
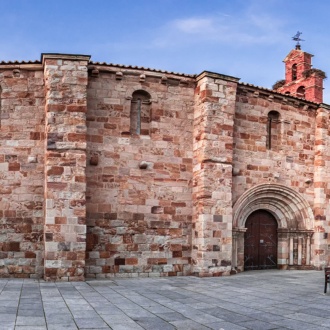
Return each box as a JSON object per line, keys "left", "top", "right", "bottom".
{"left": 1, "top": 0, "right": 330, "bottom": 102}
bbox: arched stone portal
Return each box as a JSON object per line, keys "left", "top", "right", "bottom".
{"left": 232, "top": 184, "right": 314, "bottom": 271}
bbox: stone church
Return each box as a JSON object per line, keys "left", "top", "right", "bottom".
{"left": 0, "top": 44, "right": 329, "bottom": 281}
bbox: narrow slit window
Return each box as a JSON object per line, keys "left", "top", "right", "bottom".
{"left": 267, "top": 111, "right": 280, "bottom": 150}
{"left": 130, "top": 90, "right": 151, "bottom": 135}
{"left": 292, "top": 64, "right": 297, "bottom": 81}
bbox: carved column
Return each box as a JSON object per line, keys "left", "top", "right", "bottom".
{"left": 298, "top": 237, "right": 302, "bottom": 265}
{"left": 289, "top": 236, "right": 294, "bottom": 265}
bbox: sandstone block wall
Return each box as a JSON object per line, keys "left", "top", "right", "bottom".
{"left": 43, "top": 54, "right": 90, "bottom": 281}
{"left": 192, "top": 72, "right": 239, "bottom": 276}
{"left": 0, "top": 64, "right": 45, "bottom": 278}
{"left": 0, "top": 50, "right": 329, "bottom": 280}
{"left": 233, "top": 85, "right": 330, "bottom": 269}
{"left": 233, "top": 86, "right": 317, "bottom": 206}
{"left": 85, "top": 67, "right": 195, "bottom": 278}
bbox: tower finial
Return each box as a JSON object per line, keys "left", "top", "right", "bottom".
{"left": 292, "top": 31, "right": 304, "bottom": 49}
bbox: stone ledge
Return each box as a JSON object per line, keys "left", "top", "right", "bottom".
{"left": 41, "top": 53, "right": 91, "bottom": 65}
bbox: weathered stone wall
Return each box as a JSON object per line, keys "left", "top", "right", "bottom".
{"left": 192, "top": 71, "right": 238, "bottom": 276}
{"left": 0, "top": 64, "right": 45, "bottom": 278}
{"left": 313, "top": 104, "right": 330, "bottom": 268}
{"left": 233, "top": 86, "right": 317, "bottom": 206}
{"left": 0, "top": 49, "right": 329, "bottom": 280}
{"left": 232, "top": 85, "right": 329, "bottom": 269}
{"left": 43, "top": 54, "right": 90, "bottom": 281}
{"left": 85, "top": 67, "right": 195, "bottom": 278}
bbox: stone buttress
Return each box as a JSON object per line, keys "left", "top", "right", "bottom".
{"left": 313, "top": 103, "right": 330, "bottom": 268}
{"left": 192, "top": 71, "right": 239, "bottom": 276}
{"left": 43, "top": 54, "right": 90, "bottom": 281}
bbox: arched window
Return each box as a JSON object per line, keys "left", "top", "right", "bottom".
{"left": 267, "top": 111, "right": 280, "bottom": 150}
{"left": 296, "top": 86, "right": 305, "bottom": 99}
{"left": 130, "top": 90, "right": 151, "bottom": 135}
{"left": 292, "top": 64, "right": 297, "bottom": 81}
{"left": 285, "top": 91, "right": 290, "bottom": 95}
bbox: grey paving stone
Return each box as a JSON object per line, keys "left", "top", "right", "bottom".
{"left": 247, "top": 311, "right": 286, "bottom": 322}
{"left": 18, "top": 301, "right": 43, "bottom": 309}
{"left": 0, "top": 307, "right": 17, "bottom": 314}
{"left": 136, "top": 316, "right": 176, "bottom": 330}
{"left": 109, "top": 324, "right": 144, "bottom": 330}
{"left": 0, "top": 270, "right": 327, "bottom": 329}
{"left": 271, "top": 318, "right": 322, "bottom": 330}
{"left": 101, "top": 314, "right": 137, "bottom": 324}
{"left": 45, "top": 314, "right": 75, "bottom": 323}
{"left": 123, "top": 308, "right": 156, "bottom": 318}
{"left": 205, "top": 322, "right": 248, "bottom": 330}
{"left": 17, "top": 309, "right": 44, "bottom": 317}
{"left": 16, "top": 316, "right": 46, "bottom": 326}
{"left": 0, "top": 301, "right": 19, "bottom": 307}
{"left": 14, "top": 327, "right": 47, "bottom": 330}
{"left": 0, "top": 321, "right": 15, "bottom": 330}
{"left": 144, "top": 305, "right": 175, "bottom": 314}
{"left": 169, "top": 319, "right": 211, "bottom": 330}
{"left": 42, "top": 302, "right": 68, "bottom": 309}
{"left": 66, "top": 304, "right": 94, "bottom": 311}
{"left": 154, "top": 312, "right": 187, "bottom": 322}
{"left": 47, "top": 325, "right": 78, "bottom": 330}
{"left": 96, "top": 306, "right": 127, "bottom": 315}
{"left": 284, "top": 311, "right": 328, "bottom": 324}
{"left": 238, "top": 320, "right": 279, "bottom": 330}
{"left": 0, "top": 313, "right": 16, "bottom": 322}
{"left": 74, "top": 317, "right": 110, "bottom": 329}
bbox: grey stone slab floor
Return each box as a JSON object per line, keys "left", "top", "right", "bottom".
{"left": 0, "top": 270, "right": 330, "bottom": 329}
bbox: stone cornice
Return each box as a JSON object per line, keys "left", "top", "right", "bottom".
{"left": 0, "top": 63, "right": 43, "bottom": 70}
{"left": 238, "top": 83, "right": 320, "bottom": 109}
{"left": 41, "top": 53, "right": 91, "bottom": 65}
{"left": 88, "top": 64, "right": 196, "bottom": 82}
{"left": 319, "top": 103, "right": 330, "bottom": 110}
{"left": 196, "top": 70, "right": 240, "bottom": 83}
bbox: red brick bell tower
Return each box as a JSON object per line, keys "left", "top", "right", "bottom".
{"left": 275, "top": 44, "right": 326, "bottom": 103}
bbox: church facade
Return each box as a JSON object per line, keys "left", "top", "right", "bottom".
{"left": 0, "top": 46, "right": 329, "bottom": 281}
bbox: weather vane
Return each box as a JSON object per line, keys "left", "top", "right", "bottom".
{"left": 292, "top": 31, "right": 304, "bottom": 49}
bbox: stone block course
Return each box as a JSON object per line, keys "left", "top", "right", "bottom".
{"left": 0, "top": 48, "right": 329, "bottom": 279}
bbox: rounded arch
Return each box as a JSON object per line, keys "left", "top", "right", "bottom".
{"left": 125, "top": 85, "right": 158, "bottom": 103}
{"left": 296, "top": 86, "right": 306, "bottom": 98}
{"left": 132, "top": 89, "right": 151, "bottom": 100}
{"left": 267, "top": 110, "right": 280, "bottom": 119}
{"left": 233, "top": 183, "right": 314, "bottom": 230}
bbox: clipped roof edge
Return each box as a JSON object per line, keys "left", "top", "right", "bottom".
{"left": 90, "top": 61, "right": 196, "bottom": 78}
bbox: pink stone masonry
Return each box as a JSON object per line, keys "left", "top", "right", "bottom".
{"left": 0, "top": 47, "right": 329, "bottom": 280}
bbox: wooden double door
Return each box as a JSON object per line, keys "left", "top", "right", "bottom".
{"left": 244, "top": 210, "right": 278, "bottom": 270}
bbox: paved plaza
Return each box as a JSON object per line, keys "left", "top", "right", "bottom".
{"left": 0, "top": 270, "right": 330, "bottom": 329}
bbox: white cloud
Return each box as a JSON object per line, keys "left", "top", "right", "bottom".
{"left": 173, "top": 17, "right": 215, "bottom": 34}
{"left": 152, "top": 9, "right": 287, "bottom": 49}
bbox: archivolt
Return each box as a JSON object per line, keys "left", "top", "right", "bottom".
{"left": 125, "top": 86, "right": 158, "bottom": 103}
{"left": 233, "top": 183, "right": 314, "bottom": 230}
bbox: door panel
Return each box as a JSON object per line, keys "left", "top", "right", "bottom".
{"left": 244, "top": 210, "right": 277, "bottom": 270}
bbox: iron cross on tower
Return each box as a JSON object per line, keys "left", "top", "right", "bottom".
{"left": 292, "top": 31, "right": 304, "bottom": 49}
